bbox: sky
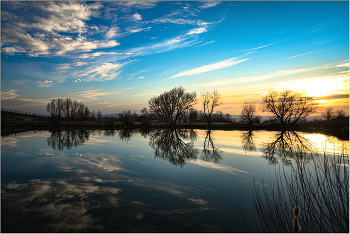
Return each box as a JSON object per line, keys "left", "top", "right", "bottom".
{"left": 1, "top": 1, "right": 349, "bottom": 115}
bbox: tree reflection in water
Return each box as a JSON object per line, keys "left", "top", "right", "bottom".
{"left": 47, "top": 129, "right": 93, "bottom": 151}
{"left": 262, "top": 131, "right": 315, "bottom": 166}
{"left": 240, "top": 131, "right": 349, "bottom": 232}
{"left": 240, "top": 130, "right": 256, "bottom": 152}
{"left": 241, "top": 131, "right": 315, "bottom": 166}
{"left": 201, "top": 130, "right": 223, "bottom": 163}
{"left": 149, "top": 129, "right": 198, "bottom": 167}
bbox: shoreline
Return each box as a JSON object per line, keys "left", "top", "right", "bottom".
{"left": 2, "top": 111, "right": 348, "bottom": 140}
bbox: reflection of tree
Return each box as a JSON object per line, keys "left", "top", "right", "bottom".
{"left": 118, "top": 128, "right": 136, "bottom": 142}
{"left": 241, "top": 130, "right": 256, "bottom": 152}
{"left": 243, "top": 145, "right": 349, "bottom": 233}
{"left": 149, "top": 129, "right": 198, "bottom": 167}
{"left": 201, "top": 130, "right": 222, "bottom": 163}
{"left": 47, "top": 129, "right": 92, "bottom": 151}
{"left": 262, "top": 131, "right": 315, "bottom": 166}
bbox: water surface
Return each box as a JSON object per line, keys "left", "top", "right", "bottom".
{"left": 1, "top": 129, "right": 348, "bottom": 232}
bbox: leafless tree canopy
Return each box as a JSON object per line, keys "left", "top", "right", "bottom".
{"left": 240, "top": 102, "right": 257, "bottom": 125}
{"left": 321, "top": 107, "right": 335, "bottom": 120}
{"left": 46, "top": 98, "right": 95, "bottom": 120}
{"left": 261, "top": 90, "right": 318, "bottom": 126}
{"left": 148, "top": 86, "right": 197, "bottom": 125}
{"left": 201, "top": 90, "right": 222, "bottom": 125}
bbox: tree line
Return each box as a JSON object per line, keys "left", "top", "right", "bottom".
{"left": 46, "top": 86, "right": 347, "bottom": 126}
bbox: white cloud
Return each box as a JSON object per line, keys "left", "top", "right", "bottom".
{"left": 192, "top": 60, "right": 349, "bottom": 88}
{"left": 199, "top": 1, "right": 221, "bottom": 9}
{"left": 69, "top": 90, "right": 117, "bottom": 99}
{"left": 36, "top": 80, "right": 54, "bottom": 87}
{"left": 138, "top": 76, "right": 145, "bottom": 79}
{"left": 57, "top": 62, "right": 88, "bottom": 69}
{"left": 72, "top": 63, "right": 124, "bottom": 82}
{"left": 105, "top": 27, "right": 120, "bottom": 38}
{"left": 133, "top": 13, "right": 142, "bottom": 21}
{"left": 186, "top": 27, "right": 207, "bottom": 35}
{"left": 171, "top": 58, "right": 248, "bottom": 79}
{"left": 79, "top": 52, "right": 121, "bottom": 59}
{"left": 1, "top": 2, "right": 119, "bottom": 57}
{"left": 1, "top": 89, "right": 20, "bottom": 100}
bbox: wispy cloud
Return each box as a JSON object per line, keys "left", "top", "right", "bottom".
{"left": 36, "top": 80, "right": 54, "bottom": 87}
{"left": 192, "top": 60, "right": 349, "bottom": 88}
{"left": 71, "top": 62, "right": 124, "bottom": 82}
{"left": 171, "top": 57, "right": 248, "bottom": 79}
{"left": 57, "top": 61, "right": 88, "bottom": 70}
{"left": 138, "top": 76, "right": 145, "bottom": 79}
{"left": 196, "top": 40, "right": 215, "bottom": 47}
{"left": 79, "top": 51, "right": 122, "bottom": 59}
{"left": 105, "top": 27, "right": 120, "bottom": 38}
{"left": 199, "top": 1, "right": 221, "bottom": 9}
{"left": 285, "top": 47, "right": 336, "bottom": 60}
{"left": 70, "top": 90, "right": 119, "bottom": 99}
{"left": 223, "top": 43, "right": 274, "bottom": 55}
{"left": 1, "top": 89, "right": 20, "bottom": 100}
{"left": 186, "top": 27, "right": 207, "bottom": 35}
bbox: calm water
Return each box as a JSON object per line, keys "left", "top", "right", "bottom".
{"left": 1, "top": 129, "right": 348, "bottom": 232}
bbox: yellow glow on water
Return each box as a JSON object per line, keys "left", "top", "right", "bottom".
{"left": 295, "top": 133, "right": 348, "bottom": 155}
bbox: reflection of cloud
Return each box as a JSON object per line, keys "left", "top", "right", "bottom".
{"left": 1, "top": 137, "right": 20, "bottom": 147}
{"left": 77, "top": 153, "right": 125, "bottom": 172}
{"left": 2, "top": 178, "right": 121, "bottom": 232}
{"left": 190, "top": 160, "right": 249, "bottom": 175}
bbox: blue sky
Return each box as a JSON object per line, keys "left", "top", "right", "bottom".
{"left": 1, "top": 1, "right": 349, "bottom": 115}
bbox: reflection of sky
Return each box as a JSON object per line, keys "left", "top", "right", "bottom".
{"left": 1, "top": 130, "right": 348, "bottom": 232}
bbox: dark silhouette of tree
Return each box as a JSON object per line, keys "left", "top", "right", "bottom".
{"left": 261, "top": 89, "right": 317, "bottom": 126}
{"left": 148, "top": 86, "right": 197, "bottom": 125}
{"left": 140, "top": 107, "right": 152, "bottom": 125}
{"left": 118, "top": 110, "right": 136, "bottom": 126}
{"left": 261, "top": 131, "right": 315, "bottom": 166}
{"left": 188, "top": 108, "right": 199, "bottom": 123}
{"left": 46, "top": 98, "right": 93, "bottom": 121}
{"left": 96, "top": 110, "right": 103, "bottom": 122}
{"left": 242, "top": 145, "right": 349, "bottom": 233}
{"left": 321, "top": 107, "right": 335, "bottom": 120}
{"left": 201, "top": 90, "right": 222, "bottom": 126}
{"left": 201, "top": 130, "right": 223, "bottom": 163}
{"left": 47, "top": 129, "right": 92, "bottom": 151}
{"left": 336, "top": 109, "right": 347, "bottom": 118}
{"left": 240, "top": 102, "right": 260, "bottom": 125}
{"left": 149, "top": 129, "right": 198, "bottom": 167}
{"left": 241, "top": 130, "right": 256, "bottom": 152}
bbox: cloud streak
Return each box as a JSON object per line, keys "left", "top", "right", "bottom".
{"left": 171, "top": 58, "right": 248, "bottom": 79}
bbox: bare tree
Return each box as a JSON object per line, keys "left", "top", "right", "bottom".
{"left": 336, "top": 109, "right": 347, "bottom": 118}
{"left": 261, "top": 89, "right": 317, "bottom": 126}
{"left": 96, "top": 110, "right": 103, "bottom": 122}
{"left": 148, "top": 86, "right": 197, "bottom": 125}
{"left": 141, "top": 107, "right": 151, "bottom": 125}
{"left": 321, "top": 107, "right": 335, "bottom": 120}
{"left": 46, "top": 99, "right": 58, "bottom": 118}
{"left": 240, "top": 102, "right": 258, "bottom": 125}
{"left": 201, "top": 90, "right": 222, "bottom": 126}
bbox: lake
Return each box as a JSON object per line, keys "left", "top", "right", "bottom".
{"left": 1, "top": 129, "right": 348, "bottom": 232}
